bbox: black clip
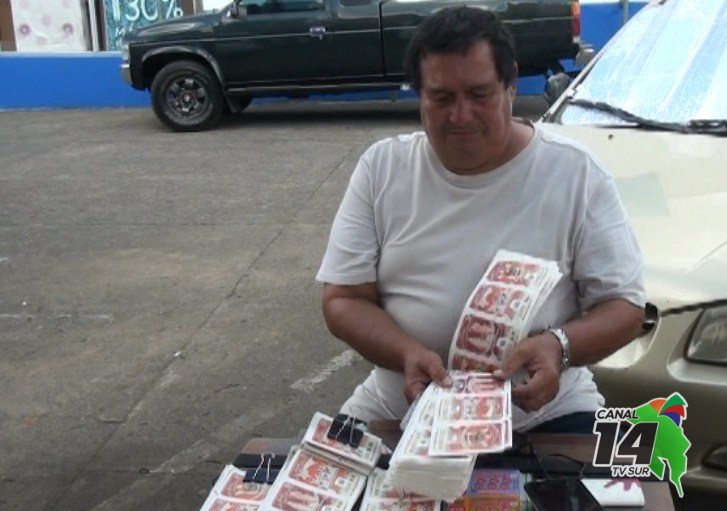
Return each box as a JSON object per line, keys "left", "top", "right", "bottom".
{"left": 326, "top": 413, "right": 366, "bottom": 448}
{"left": 243, "top": 452, "right": 276, "bottom": 484}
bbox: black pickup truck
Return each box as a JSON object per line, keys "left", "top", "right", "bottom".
{"left": 121, "top": 0, "right": 588, "bottom": 131}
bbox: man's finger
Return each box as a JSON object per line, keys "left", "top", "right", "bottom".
{"left": 494, "top": 345, "right": 529, "bottom": 379}
{"left": 422, "top": 355, "right": 452, "bottom": 387}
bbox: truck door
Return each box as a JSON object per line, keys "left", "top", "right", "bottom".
{"left": 216, "top": 0, "right": 337, "bottom": 85}
{"left": 331, "top": 0, "right": 383, "bottom": 79}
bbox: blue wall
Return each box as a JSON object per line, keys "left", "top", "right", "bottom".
{"left": 0, "top": 1, "right": 646, "bottom": 111}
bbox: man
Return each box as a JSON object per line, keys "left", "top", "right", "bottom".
{"left": 316, "top": 7, "right": 645, "bottom": 432}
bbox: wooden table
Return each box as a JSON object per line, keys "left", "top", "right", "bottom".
{"left": 242, "top": 420, "right": 675, "bottom": 511}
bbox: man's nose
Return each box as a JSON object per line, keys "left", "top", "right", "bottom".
{"left": 449, "top": 97, "right": 475, "bottom": 126}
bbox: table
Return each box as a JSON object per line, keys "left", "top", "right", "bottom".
{"left": 241, "top": 420, "right": 675, "bottom": 511}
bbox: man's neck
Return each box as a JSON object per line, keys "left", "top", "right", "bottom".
{"left": 445, "top": 120, "right": 535, "bottom": 176}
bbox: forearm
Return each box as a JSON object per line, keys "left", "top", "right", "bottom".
{"left": 562, "top": 299, "right": 645, "bottom": 366}
{"left": 323, "top": 295, "right": 425, "bottom": 372}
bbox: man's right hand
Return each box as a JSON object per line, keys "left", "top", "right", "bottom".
{"left": 403, "top": 348, "right": 452, "bottom": 403}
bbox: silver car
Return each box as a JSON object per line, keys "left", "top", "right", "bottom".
{"left": 540, "top": 0, "right": 726, "bottom": 505}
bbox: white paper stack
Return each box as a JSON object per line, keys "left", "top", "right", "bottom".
{"left": 258, "top": 412, "right": 382, "bottom": 511}
{"left": 199, "top": 464, "right": 270, "bottom": 511}
{"left": 448, "top": 249, "right": 562, "bottom": 378}
{"left": 386, "top": 385, "right": 477, "bottom": 503}
{"left": 360, "top": 468, "right": 441, "bottom": 511}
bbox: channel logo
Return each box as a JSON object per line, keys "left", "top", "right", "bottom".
{"left": 592, "top": 392, "right": 691, "bottom": 497}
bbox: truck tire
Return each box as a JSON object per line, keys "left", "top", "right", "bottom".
{"left": 151, "top": 60, "right": 223, "bottom": 132}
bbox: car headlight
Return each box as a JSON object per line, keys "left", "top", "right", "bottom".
{"left": 122, "top": 43, "right": 130, "bottom": 63}
{"left": 686, "top": 305, "right": 727, "bottom": 365}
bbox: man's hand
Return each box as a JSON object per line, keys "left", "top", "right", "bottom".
{"left": 494, "top": 332, "right": 562, "bottom": 411}
{"left": 403, "top": 348, "right": 452, "bottom": 403}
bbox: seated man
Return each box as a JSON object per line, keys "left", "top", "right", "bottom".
{"left": 316, "top": 7, "right": 645, "bottom": 433}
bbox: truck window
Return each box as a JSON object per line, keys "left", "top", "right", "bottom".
{"left": 242, "top": 0, "right": 325, "bottom": 15}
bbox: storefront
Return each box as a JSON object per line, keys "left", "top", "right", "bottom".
{"left": 0, "top": 0, "right": 214, "bottom": 52}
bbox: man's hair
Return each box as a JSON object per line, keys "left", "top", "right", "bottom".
{"left": 404, "top": 6, "right": 517, "bottom": 92}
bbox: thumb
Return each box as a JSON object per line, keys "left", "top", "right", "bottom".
{"left": 494, "top": 344, "right": 528, "bottom": 379}
{"left": 424, "top": 356, "right": 452, "bottom": 387}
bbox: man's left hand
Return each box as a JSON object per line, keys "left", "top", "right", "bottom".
{"left": 494, "top": 332, "right": 562, "bottom": 411}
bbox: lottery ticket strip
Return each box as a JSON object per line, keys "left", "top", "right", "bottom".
{"left": 449, "top": 250, "right": 562, "bottom": 376}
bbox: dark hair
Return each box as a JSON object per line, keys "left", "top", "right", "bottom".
{"left": 404, "top": 6, "right": 517, "bottom": 92}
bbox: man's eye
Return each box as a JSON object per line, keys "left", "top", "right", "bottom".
{"left": 471, "top": 90, "right": 493, "bottom": 100}
{"left": 430, "top": 94, "right": 452, "bottom": 104}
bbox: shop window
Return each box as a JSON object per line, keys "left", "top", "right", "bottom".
{"left": 0, "top": 0, "right": 196, "bottom": 52}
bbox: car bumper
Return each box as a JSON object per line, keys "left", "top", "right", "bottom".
{"left": 120, "top": 63, "right": 132, "bottom": 86}
{"left": 575, "top": 42, "right": 596, "bottom": 67}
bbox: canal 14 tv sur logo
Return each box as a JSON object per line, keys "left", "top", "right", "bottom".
{"left": 592, "top": 392, "right": 691, "bottom": 498}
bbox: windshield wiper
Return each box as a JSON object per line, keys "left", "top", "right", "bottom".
{"left": 568, "top": 99, "right": 726, "bottom": 135}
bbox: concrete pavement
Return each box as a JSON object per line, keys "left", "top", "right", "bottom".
{"left": 0, "top": 97, "right": 548, "bottom": 511}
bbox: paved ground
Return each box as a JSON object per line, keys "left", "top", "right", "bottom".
{"left": 0, "top": 97, "right": 549, "bottom": 511}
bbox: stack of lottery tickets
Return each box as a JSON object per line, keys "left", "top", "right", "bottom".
{"left": 257, "top": 412, "right": 382, "bottom": 511}
{"left": 199, "top": 464, "right": 271, "bottom": 511}
{"left": 386, "top": 384, "right": 475, "bottom": 503}
{"left": 448, "top": 250, "right": 562, "bottom": 377}
{"left": 387, "top": 373, "right": 512, "bottom": 503}
{"left": 360, "top": 468, "right": 441, "bottom": 511}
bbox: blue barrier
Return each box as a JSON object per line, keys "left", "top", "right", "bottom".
{"left": 0, "top": 1, "right": 646, "bottom": 111}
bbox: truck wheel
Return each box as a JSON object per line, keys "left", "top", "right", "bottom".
{"left": 151, "top": 60, "right": 223, "bottom": 132}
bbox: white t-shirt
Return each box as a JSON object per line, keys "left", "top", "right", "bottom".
{"left": 316, "top": 126, "right": 645, "bottom": 431}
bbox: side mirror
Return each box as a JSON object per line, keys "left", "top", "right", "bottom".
{"left": 544, "top": 73, "right": 572, "bottom": 105}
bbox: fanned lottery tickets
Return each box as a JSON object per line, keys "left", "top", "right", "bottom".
{"left": 429, "top": 372, "right": 512, "bottom": 456}
{"left": 360, "top": 468, "right": 441, "bottom": 511}
{"left": 449, "top": 250, "right": 562, "bottom": 373}
{"left": 387, "top": 385, "right": 477, "bottom": 503}
{"left": 257, "top": 413, "right": 380, "bottom": 511}
{"left": 199, "top": 464, "right": 270, "bottom": 511}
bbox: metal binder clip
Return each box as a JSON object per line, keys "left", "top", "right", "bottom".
{"left": 243, "top": 452, "right": 276, "bottom": 483}
{"left": 327, "top": 413, "right": 365, "bottom": 448}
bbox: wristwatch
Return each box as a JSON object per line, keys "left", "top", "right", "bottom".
{"left": 548, "top": 327, "right": 572, "bottom": 372}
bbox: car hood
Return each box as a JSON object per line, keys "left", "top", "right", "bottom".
{"left": 539, "top": 123, "right": 727, "bottom": 310}
{"left": 127, "top": 11, "right": 219, "bottom": 43}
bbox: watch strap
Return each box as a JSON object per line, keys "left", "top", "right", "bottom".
{"left": 548, "top": 327, "right": 571, "bottom": 372}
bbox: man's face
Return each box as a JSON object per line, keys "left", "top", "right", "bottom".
{"left": 419, "top": 40, "right": 516, "bottom": 175}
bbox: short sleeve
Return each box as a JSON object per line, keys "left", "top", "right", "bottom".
{"left": 574, "top": 174, "right": 646, "bottom": 311}
{"left": 316, "top": 152, "right": 380, "bottom": 285}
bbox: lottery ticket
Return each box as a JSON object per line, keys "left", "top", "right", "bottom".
{"left": 428, "top": 372, "right": 512, "bottom": 456}
{"left": 201, "top": 496, "right": 260, "bottom": 511}
{"left": 437, "top": 394, "right": 506, "bottom": 421}
{"left": 199, "top": 465, "right": 270, "bottom": 511}
{"left": 429, "top": 421, "right": 509, "bottom": 455}
{"left": 214, "top": 465, "right": 270, "bottom": 503}
{"left": 303, "top": 412, "right": 381, "bottom": 471}
{"left": 450, "top": 372, "right": 506, "bottom": 394}
{"left": 265, "top": 480, "right": 348, "bottom": 511}
{"left": 285, "top": 449, "right": 366, "bottom": 498}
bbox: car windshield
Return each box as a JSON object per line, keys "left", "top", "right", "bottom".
{"left": 560, "top": 0, "right": 726, "bottom": 128}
